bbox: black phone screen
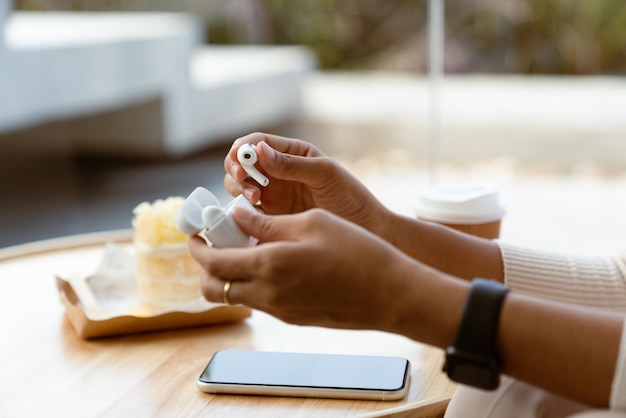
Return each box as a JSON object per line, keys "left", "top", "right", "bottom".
{"left": 198, "top": 349, "right": 410, "bottom": 391}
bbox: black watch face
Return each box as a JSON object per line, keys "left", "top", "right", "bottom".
{"left": 445, "top": 348, "right": 500, "bottom": 390}
{"left": 448, "top": 363, "right": 499, "bottom": 390}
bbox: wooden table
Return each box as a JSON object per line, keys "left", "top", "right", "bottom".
{"left": 0, "top": 231, "right": 456, "bottom": 418}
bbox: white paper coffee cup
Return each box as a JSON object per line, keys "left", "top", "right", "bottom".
{"left": 414, "top": 183, "right": 505, "bottom": 239}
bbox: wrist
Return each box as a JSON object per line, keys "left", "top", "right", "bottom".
{"left": 443, "top": 278, "right": 509, "bottom": 390}
{"left": 374, "top": 209, "right": 405, "bottom": 245}
{"left": 380, "top": 213, "right": 504, "bottom": 283}
{"left": 390, "top": 260, "right": 468, "bottom": 348}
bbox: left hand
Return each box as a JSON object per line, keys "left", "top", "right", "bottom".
{"left": 189, "top": 207, "right": 421, "bottom": 331}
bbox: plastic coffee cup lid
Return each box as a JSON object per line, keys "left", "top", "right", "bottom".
{"left": 414, "top": 183, "right": 505, "bottom": 225}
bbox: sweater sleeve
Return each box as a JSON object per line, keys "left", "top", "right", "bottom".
{"left": 497, "top": 241, "right": 626, "bottom": 312}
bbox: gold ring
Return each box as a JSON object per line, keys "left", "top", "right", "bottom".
{"left": 223, "top": 280, "right": 232, "bottom": 306}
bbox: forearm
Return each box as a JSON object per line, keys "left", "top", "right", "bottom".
{"left": 498, "top": 292, "right": 623, "bottom": 407}
{"left": 380, "top": 212, "right": 626, "bottom": 310}
{"left": 379, "top": 210, "right": 504, "bottom": 282}
{"left": 390, "top": 262, "right": 623, "bottom": 408}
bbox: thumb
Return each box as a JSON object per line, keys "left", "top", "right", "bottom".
{"left": 257, "top": 141, "right": 331, "bottom": 188}
{"left": 232, "top": 206, "right": 297, "bottom": 244}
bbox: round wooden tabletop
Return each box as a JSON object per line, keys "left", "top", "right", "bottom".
{"left": 0, "top": 231, "right": 456, "bottom": 418}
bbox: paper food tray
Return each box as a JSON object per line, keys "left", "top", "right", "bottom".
{"left": 56, "top": 243, "right": 251, "bottom": 339}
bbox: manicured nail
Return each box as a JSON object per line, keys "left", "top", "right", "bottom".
{"left": 243, "top": 188, "right": 255, "bottom": 201}
{"left": 234, "top": 205, "right": 254, "bottom": 221}
{"left": 260, "top": 141, "right": 276, "bottom": 161}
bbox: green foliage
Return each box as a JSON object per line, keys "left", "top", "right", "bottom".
{"left": 445, "top": 0, "right": 626, "bottom": 74}
{"left": 14, "top": 0, "right": 626, "bottom": 74}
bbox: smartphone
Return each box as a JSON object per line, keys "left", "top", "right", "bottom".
{"left": 197, "top": 349, "right": 411, "bottom": 401}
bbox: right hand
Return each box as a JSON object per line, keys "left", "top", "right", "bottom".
{"left": 224, "top": 132, "right": 389, "bottom": 235}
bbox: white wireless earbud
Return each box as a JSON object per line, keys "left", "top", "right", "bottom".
{"left": 237, "top": 143, "right": 269, "bottom": 187}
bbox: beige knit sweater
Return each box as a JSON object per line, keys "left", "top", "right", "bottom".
{"left": 499, "top": 242, "right": 626, "bottom": 410}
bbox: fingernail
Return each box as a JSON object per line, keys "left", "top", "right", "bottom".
{"left": 230, "top": 165, "right": 237, "bottom": 179}
{"left": 233, "top": 205, "right": 254, "bottom": 221}
{"left": 243, "top": 188, "right": 255, "bottom": 201}
{"left": 260, "top": 141, "right": 276, "bottom": 161}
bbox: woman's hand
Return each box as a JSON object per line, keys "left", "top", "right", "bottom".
{"left": 224, "top": 132, "right": 389, "bottom": 236}
{"left": 189, "top": 207, "right": 426, "bottom": 332}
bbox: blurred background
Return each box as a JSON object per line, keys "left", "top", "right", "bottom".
{"left": 1, "top": 0, "right": 625, "bottom": 252}
{"left": 13, "top": 0, "right": 626, "bottom": 74}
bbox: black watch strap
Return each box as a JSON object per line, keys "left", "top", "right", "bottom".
{"left": 454, "top": 278, "right": 509, "bottom": 355}
{"left": 444, "top": 278, "right": 509, "bottom": 390}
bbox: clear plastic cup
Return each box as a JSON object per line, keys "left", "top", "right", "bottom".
{"left": 414, "top": 183, "right": 505, "bottom": 239}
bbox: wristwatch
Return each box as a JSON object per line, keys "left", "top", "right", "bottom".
{"left": 443, "top": 278, "right": 509, "bottom": 390}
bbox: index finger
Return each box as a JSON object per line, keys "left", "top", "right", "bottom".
{"left": 227, "top": 133, "right": 324, "bottom": 164}
{"left": 188, "top": 235, "right": 262, "bottom": 282}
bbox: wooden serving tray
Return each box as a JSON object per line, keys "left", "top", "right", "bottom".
{"left": 55, "top": 241, "right": 250, "bottom": 339}
{"left": 56, "top": 275, "right": 251, "bottom": 339}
